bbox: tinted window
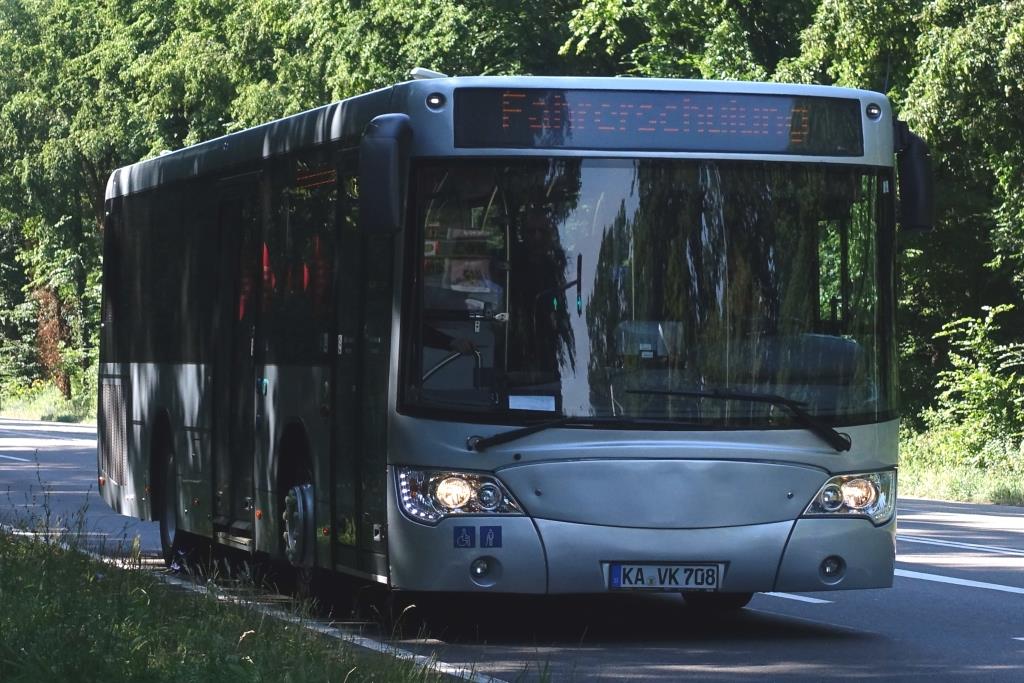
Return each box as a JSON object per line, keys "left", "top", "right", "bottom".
{"left": 264, "top": 151, "right": 337, "bottom": 364}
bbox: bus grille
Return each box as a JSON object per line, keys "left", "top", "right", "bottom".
{"left": 100, "top": 378, "right": 128, "bottom": 485}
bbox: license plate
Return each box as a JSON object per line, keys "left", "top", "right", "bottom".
{"left": 608, "top": 563, "right": 724, "bottom": 591}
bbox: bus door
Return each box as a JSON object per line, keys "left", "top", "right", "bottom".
{"left": 212, "top": 176, "right": 262, "bottom": 544}
{"left": 331, "top": 152, "right": 392, "bottom": 581}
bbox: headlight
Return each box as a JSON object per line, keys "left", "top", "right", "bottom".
{"left": 803, "top": 470, "right": 896, "bottom": 525}
{"left": 435, "top": 476, "right": 474, "bottom": 509}
{"left": 396, "top": 468, "right": 523, "bottom": 525}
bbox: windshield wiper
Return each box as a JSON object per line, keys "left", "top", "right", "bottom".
{"left": 625, "top": 388, "right": 852, "bottom": 452}
{"left": 467, "top": 414, "right": 702, "bottom": 453}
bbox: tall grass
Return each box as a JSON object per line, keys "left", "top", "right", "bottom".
{"left": 0, "top": 503, "right": 446, "bottom": 682}
{"left": 0, "top": 378, "right": 95, "bottom": 423}
{"left": 900, "top": 423, "right": 1024, "bottom": 506}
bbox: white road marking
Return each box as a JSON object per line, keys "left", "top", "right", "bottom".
{"left": 898, "top": 535, "right": 1024, "bottom": 557}
{"left": 897, "top": 551, "right": 1024, "bottom": 572}
{"left": 0, "top": 438, "right": 96, "bottom": 449}
{"left": 899, "top": 510, "right": 1024, "bottom": 533}
{"left": 895, "top": 568, "right": 1024, "bottom": 595}
{"left": 763, "top": 592, "right": 832, "bottom": 604}
{"left": 0, "top": 454, "right": 31, "bottom": 462}
{"left": 1013, "top": 637, "right": 1024, "bottom": 642}
{"left": 0, "top": 421, "right": 97, "bottom": 434}
{"left": 37, "top": 490, "right": 95, "bottom": 495}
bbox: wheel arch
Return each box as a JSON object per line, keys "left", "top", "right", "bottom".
{"left": 274, "top": 418, "right": 319, "bottom": 568}
{"left": 275, "top": 418, "right": 315, "bottom": 492}
{"left": 148, "top": 408, "right": 174, "bottom": 522}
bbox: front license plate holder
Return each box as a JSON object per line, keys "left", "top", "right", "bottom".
{"left": 608, "top": 562, "right": 724, "bottom": 592}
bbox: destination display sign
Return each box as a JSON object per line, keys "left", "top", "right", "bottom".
{"left": 455, "top": 88, "right": 863, "bottom": 156}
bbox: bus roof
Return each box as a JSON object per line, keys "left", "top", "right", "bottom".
{"left": 105, "top": 76, "right": 891, "bottom": 201}
{"left": 104, "top": 85, "right": 395, "bottom": 201}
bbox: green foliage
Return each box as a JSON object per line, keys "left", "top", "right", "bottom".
{"left": 901, "top": 305, "right": 1024, "bottom": 503}
{"left": 0, "top": 529, "right": 445, "bottom": 682}
{"left": 905, "top": 0, "right": 1024, "bottom": 285}
{"left": 898, "top": 448, "right": 1024, "bottom": 505}
{"left": 0, "top": 1, "right": 588, "bottom": 410}
{"left": 773, "top": 0, "right": 923, "bottom": 97}
{"left": 0, "top": 0, "right": 1021, "bottom": 513}
{"left": 933, "top": 305, "right": 1024, "bottom": 437}
{"left": 563, "top": 0, "right": 815, "bottom": 78}
{"left": 0, "top": 364, "right": 97, "bottom": 422}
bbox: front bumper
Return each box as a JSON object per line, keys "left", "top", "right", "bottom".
{"left": 386, "top": 471, "right": 895, "bottom": 593}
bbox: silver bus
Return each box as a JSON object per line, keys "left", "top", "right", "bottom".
{"left": 98, "top": 72, "right": 931, "bottom": 609}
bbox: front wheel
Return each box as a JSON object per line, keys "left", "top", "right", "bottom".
{"left": 682, "top": 591, "right": 754, "bottom": 612}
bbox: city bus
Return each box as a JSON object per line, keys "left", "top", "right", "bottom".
{"left": 98, "top": 71, "right": 931, "bottom": 609}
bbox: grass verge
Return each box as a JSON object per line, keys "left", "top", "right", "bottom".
{"left": 0, "top": 380, "right": 95, "bottom": 423}
{"left": 898, "top": 460, "right": 1024, "bottom": 506}
{"left": 900, "top": 424, "right": 1024, "bottom": 506}
{"left": 0, "top": 529, "right": 446, "bottom": 682}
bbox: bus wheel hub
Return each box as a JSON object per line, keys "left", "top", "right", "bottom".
{"left": 282, "top": 483, "right": 314, "bottom": 566}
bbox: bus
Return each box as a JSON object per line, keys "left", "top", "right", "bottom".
{"left": 98, "top": 71, "right": 931, "bottom": 609}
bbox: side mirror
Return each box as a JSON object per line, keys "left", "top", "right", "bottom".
{"left": 895, "top": 120, "right": 934, "bottom": 233}
{"left": 359, "top": 114, "right": 412, "bottom": 234}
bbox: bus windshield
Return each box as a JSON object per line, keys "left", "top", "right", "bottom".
{"left": 404, "top": 158, "right": 896, "bottom": 428}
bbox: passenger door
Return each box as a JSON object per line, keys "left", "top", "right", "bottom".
{"left": 212, "top": 177, "right": 262, "bottom": 538}
{"left": 332, "top": 151, "right": 393, "bottom": 580}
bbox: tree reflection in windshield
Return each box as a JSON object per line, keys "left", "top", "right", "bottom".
{"left": 507, "top": 199, "right": 575, "bottom": 378}
{"left": 407, "top": 159, "right": 895, "bottom": 427}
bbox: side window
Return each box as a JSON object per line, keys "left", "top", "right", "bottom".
{"left": 422, "top": 174, "right": 508, "bottom": 316}
{"left": 265, "top": 151, "right": 337, "bottom": 363}
{"left": 181, "top": 179, "right": 219, "bottom": 362}
{"left": 120, "top": 192, "right": 152, "bottom": 361}
{"left": 336, "top": 150, "right": 360, "bottom": 338}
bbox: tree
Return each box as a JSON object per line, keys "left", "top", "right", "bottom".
{"left": 562, "top": 0, "right": 816, "bottom": 79}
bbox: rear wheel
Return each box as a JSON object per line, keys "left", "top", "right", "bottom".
{"left": 682, "top": 591, "right": 754, "bottom": 612}
{"left": 281, "top": 478, "right": 320, "bottom": 599}
{"left": 282, "top": 482, "right": 315, "bottom": 568}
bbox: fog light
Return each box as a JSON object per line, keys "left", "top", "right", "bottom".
{"left": 471, "top": 557, "right": 491, "bottom": 578}
{"left": 820, "top": 484, "right": 844, "bottom": 511}
{"left": 436, "top": 477, "right": 473, "bottom": 510}
{"left": 820, "top": 555, "right": 846, "bottom": 581}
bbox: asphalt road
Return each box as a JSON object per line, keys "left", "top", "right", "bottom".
{"left": 2, "top": 417, "right": 1022, "bottom": 681}
{"left": 0, "top": 417, "right": 158, "bottom": 553}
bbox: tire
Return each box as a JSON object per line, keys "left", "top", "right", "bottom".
{"left": 282, "top": 482, "right": 315, "bottom": 568}
{"left": 682, "top": 591, "right": 754, "bottom": 612}
{"left": 280, "top": 479, "right": 320, "bottom": 600}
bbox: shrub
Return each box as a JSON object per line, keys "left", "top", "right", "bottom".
{"left": 901, "top": 305, "right": 1024, "bottom": 504}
